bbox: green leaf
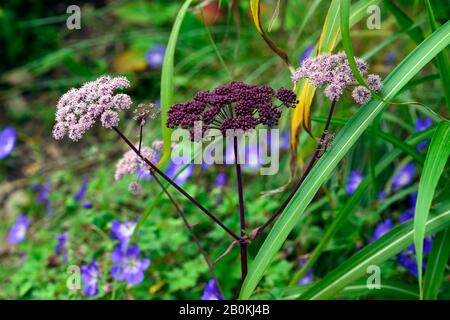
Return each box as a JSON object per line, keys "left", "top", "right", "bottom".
{"left": 239, "top": 21, "right": 450, "bottom": 300}
{"left": 423, "top": 227, "right": 450, "bottom": 300}
{"left": 280, "top": 280, "right": 419, "bottom": 300}
{"left": 414, "top": 120, "right": 450, "bottom": 299}
{"left": 424, "top": 0, "right": 450, "bottom": 112}
{"left": 288, "top": 128, "right": 433, "bottom": 286}
{"left": 299, "top": 204, "right": 450, "bottom": 299}
{"left": 158, "top": 0, "right": 193, "bottom": 167}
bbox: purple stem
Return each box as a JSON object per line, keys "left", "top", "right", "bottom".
{"left": 253, "top": 99, "right": 337, "bottom": 238}
{"left": 113, "top": 127, "right": 240, "bottom": 241}
{"left": 233, "top": 136, "right": 248, "bottom": 281}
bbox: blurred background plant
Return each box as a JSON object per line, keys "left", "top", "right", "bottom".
{"left": 0, "top": 0, "right": 448, "bottom": 300}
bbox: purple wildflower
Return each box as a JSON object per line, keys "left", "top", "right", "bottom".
{"left": 53, "top": 75, "right": 132, "bottom": 141}
{"left": 8, "top": 214, "right": 31, "bottom": 244}
{"left": 82, "top": 201, "right": 93, "bottom": 209}
{"left": 415, "top": 118, "right": 433, "bottom": 151}
{"left": 370, "top": 219, "right": 393, "bottom": 242}
{"left": 166, "top": 82, "right": 295, "bottom": 139}
{"left": 111, "top": 244, "right": 150, "bottom": 285}
{"left": 55, "top": 232, "right": 69, "bottom": 263}
{"left": 399, "top": 209, "right": 432, "bottom": 254}
{"left": 214, "top": 172, "right": 227, "bottom": 187}
{"left": 298, "top": 256, "right": 313, "bottom": 285}
{"left": 35, "top": 180, "right": 53, "bottom": 215}
{"left": 385, "top": 51, "right": 396, "bottom": 66}
{"left": 299, "top": 46, "right": 313, "bottom": 65}
{"left": 201, "top": 280, "right": 224, "bottom": 300}
{"left": 377, "top": 190, "right": 387, "bottom": 201}
{"left": 392, "top": 164, "right": 415, "bottom": 191}
{"left": 397, "top": 251, "right": 425, "bottom": 278}
{"left": 134, "top": 103, "right": 159, "bottom": 126}
{"left": 81, "top": 260, "right": 100, "bottom": 296}
{"left": 292, "top": 52, "right": 382, "bottom": 103}
{"left": 0, "top": 127, "right": 16, "bottom": 159}
{"left": 346, "top": 171, "right": 364, "bottom": 195}
{"left": 111, "top": 220, "right": 136, "bottom": 244}
{"left": 146, "top": 45, "right": 166, "bottom": 69}
{"left": 166, "top": 162, "right": 194, "bottom": 184}
{"left": 74, "top": 176, "right": 88, "bottom": 202}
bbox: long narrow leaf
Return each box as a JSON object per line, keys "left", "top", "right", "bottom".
{"left": 423, "top": 227, "right": 450, "bottom": 300}
{"left": 158, "top": 0, "right": 193, "bottom": 167}
{"left": 239, "top": 22, "right": 450, "bottom": 299}
{"left": 414, "top": 120, "right": 450, "bottom": 298}
{"left": 300, "top": 206, "right": 450, "bottom": 299}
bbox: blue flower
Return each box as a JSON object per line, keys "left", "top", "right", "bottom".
{"left": 377, "top": 190, "right": 387, "bottom": 201}
{"left": 74, "top": 176, "right": 88, "bottom": 202}
{"left": 111, "top": 244, "right": 150, "bottom": 285}
{"left": 110, "top": 220, "right": 136, "bottom": 245}
{"left": 299, "top": 46, "right": 313, "bottom": 65}
{"left": 392, "top": 164, "right": 415, "bottom": 191}
{"left": 81, "top": 260, "right": 100, "bottom": 296}
{"left": 55, "top": 232, "right": 69, "bottom": 263}
{"left": 0, "top": 127, "right": 16, "bottom": 159}
{"left": 146, "top": 45, "right": 166, "bottom": 69}
{"left": 166, "top": 162, "right": 194, "bottom": 184}
{"left": 346, "top": 171, "right": 364, "bottom": 195}
{"left": 8, "top": 214, "right": 31, "bottom": 244}
{"left": 201, "top": 279, "right": 223, "bottom": 300}
{"left": 399, "top": 209, "right": 433, "bottom": 254}
{"left": 214, "top": 172, "right": 227, "bottom": 187}
{"left": 415, "top": 118, "right": 432, "bottom": 151}
{"left": 35, "top": 180, "right": 53, "bottom": 215}
{"left": 298, "top": 256, "right": 313, "bottom": 285}
{"left": 370, "top": 219, "right": 393, "bottom": 242}
{"left": 385, "top": 51, "right": 396, "bottom": 67}
{"left": 82, "top": 201, "right": 93, "bottom": 209}
{"left": 397, "top": 251, "right": 425, "bottom": 278}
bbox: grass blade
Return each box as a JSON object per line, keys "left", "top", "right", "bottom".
{"left": 299, "top": 205, "right": 450, "bottom": 299}
{"left": 414, "top": 120, "right": 450, "bottom": 298}
{"left": 158, "top": 0, "right": 193, "bottom": 167}
{"left": 423, "top": 227, "right": 450, "bottom": 299}
{"left": 239, "top": 21, "right": 450, "bottom": 299}
{"left": 424, "top": 0, "right": 450, "bottom": 112}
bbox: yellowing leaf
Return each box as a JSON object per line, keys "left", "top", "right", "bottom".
{"left": 249, "top": 0, "right": 292, "bottom": 70}
{"left": 112, "top": 50, "right": 147, "bottom": 73}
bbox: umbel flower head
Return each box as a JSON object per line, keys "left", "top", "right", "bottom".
{"left": 292, "top": 52, "right": 382, "bottom": 105}
{"left": 53, "top": 75, "right": 132, "bottom": 141}
{"left": 166, "top": 81, "right": 297, "bottom": 139}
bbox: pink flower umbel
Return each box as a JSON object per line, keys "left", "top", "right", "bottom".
{"left": 52, "top": 75, "right": 132, "bottom": 141}
{"left": 292, "top": 52, "right": 383, "bottom": 105}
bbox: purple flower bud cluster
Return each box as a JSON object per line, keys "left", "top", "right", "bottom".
{"left": 292, "top": 52, "right": 383, "bottom": 104}
{"left": 166, "top": 82, "right": 296, "bottom": 139}
{"left": 53, "top": 75, "right": 132, "bottom": 141}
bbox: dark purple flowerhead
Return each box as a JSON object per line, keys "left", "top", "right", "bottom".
{"left": 201, "top": 279, "right": 224, "bottom": 300}
{"left": 392, "top": 164, "right": 415, "bottom": 191}
{"left": 53, "top": 75, "right": 132, "bottom": 141}
{"left": 370, "top": 219, "right": 393, "bottom": 242}
{"left": 81, "top": 260, "right": 100, "bottom": 296}
{"left": 111, "top": 244, "right": 150, "bottom": 285}
{"left": 346, "top": 170, "right": 364, "bottom": 195}
{"left": 0, "top": 127, "right": 16, "bottom": 159}
{"left": 166, "top": 82, "right": 296, "bottom": 140}
{"left": 292, "top": 52, "right": 382, "bottom": 104}
{"left": 8, "top": 214, "right": 31, "bottom": 244}
{"left": 55, "top": 231, "right": 69, "bottom": 263}
{"left": 110, "top": 220, "right": 136, "bottom": 244}
{"left": 146, "top": 45, "right": 166, "bottom": 69}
